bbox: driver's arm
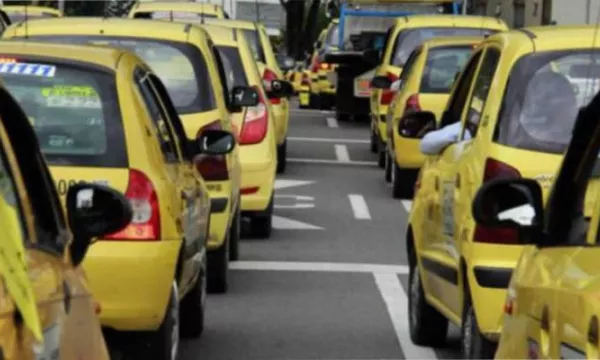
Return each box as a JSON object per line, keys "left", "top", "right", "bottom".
{"left": 420, "top": 121, "right": 462, "bottom": 155}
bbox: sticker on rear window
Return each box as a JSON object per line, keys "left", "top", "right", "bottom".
{"left": 0, "top": 62, "right": 56, "bottom": 77}
{"left": 41, "top": 86, "right": 102, "bottom": 109}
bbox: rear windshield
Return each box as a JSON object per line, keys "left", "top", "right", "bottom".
{"left": 419, "top": 45, "right": 473, "bottom": 93}
{"left": 132, "top": 11, "right": 218, "bottom": 20}
{"left": 7, "top": 12, "right": 57, "bottom": 22}
{"left": 243, "top": 29, "right": 266, "bottom": 63}
{"left": 0, "top": 58, "right": 127, "bottom": 168}
{"left": 25, "top": 35, "right": 217, "bottom": 114}
{"left": 325, "top": 23, "right": 339, "bottom": 48}
{"left": 495, "top": 50, "right": 600, "bottom": 154}
{"left": 216, "top": 46, "right": 248, "bottom": 91}
{"left": 392, "top": 27, "right": 497, "bottom": 66}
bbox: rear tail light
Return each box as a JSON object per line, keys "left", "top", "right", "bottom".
{"left": 403, "top": 94, "right": 421, "bottom": 114}
{"left": 241, "top": 187, "right": 259, "bottom": 195}
{"left": 301, "top": 73, "right": 310, "bottom": 86}
{"left": 381, "top": 72, "right": 399, "bottom": 106}
{"left": 262, "top": 68, "right": 281, "bottom": 105}
{"left": 105, "top": 169, "right": 160, "bottom": 241}
{"left": 474, "top": 158, "right": 522, "bottom": 244}
{"left": 195, "top": 120, "right": 230, "bottom": 181}
{"left": 239, "top": 86, "right": 268, "bottom": 145}
{"left": 320, "top": 63, "right": 330, "bottom": 70}
{"left": 310, "top": 55, "right": 320, "bottom": 73}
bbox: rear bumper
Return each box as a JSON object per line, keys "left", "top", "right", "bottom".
{"left": 392, "top": 134, "right": 425, "bottom": 169}
{"left": 271, "top": 101, "right": 289, "bottom": 145}
{"left": 207, "top": 180, "right": 233, "bottom": 250}
{"left": 83, "top": 240, "right": 181, "bottom": 331}
{"left": 240, "top": 145, "right": 276, "bottom": 212}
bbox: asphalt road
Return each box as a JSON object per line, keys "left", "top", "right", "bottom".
{"left": 180, "top": 100, "right": 463, "bottom": 360}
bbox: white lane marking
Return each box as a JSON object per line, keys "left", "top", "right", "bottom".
{"left": 335, "top": 144, "right": 350, "bottom": 162}
{"left": 274, "top": 179, "right": 315, "bottom": 190}
{"left": 348, "top": 194, "right": 371, "bottom": 220}
{"left": 231, "top": 261, "right": 409, "bottom": 274}
{"left": 273, "top": 215, "right": 323, "bottom": 230}
{"left": 374, "top": 273, "right": 439, "bottom": 360}
{"left": 274, "top": 195, "right": 315, "bottom": 209}
{"left": 288, "top": 136, "right": 369, "bottom": 144}
{"left": 275, "top": 195, "right": 313, "bottom": 201}
{"left": 326, "top": 116, "right": 339, "bottom": 128}
{"left": 401, "top": 200, "right": 412, "bottom": 212}
{"left": 289, "top": 158, "right": 378, "bottom": 166}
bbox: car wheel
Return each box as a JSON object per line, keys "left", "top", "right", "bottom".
{"left": 461, "top": 299, "right": 497, "bottom": 359}
{"left": 277, "top": 139, "right": 287, "bottom": 174}
{"left": 370, "top": 128, "right": 377, "bottom": 153}
{"left": 391, "top": 161, "right": 413, "bottom": 199}
{"left": 384, "top": 152, "right": 392, "bottom": 183}
{"left": 408, "top": 265, "right": 448, "bottom": 346}
{"left": 309, "top": 94, "right": 320, "bottom": 109}
{"left": 229, "top": 205, "right": 241, "bottom": 261}
{"left": 207, "top": 233, "right": 228, "bottom": 294}
{"left": 180, "top": 259, "right": 206, "bottom": 338}
{"left": 378, "top": 147, "right": 386, "bottom": 168}
{"left": 249, "top": 195, "right": 273, "bottom": 239}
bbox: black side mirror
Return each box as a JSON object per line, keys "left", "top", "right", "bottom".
{"left": 472, "top": 178, "right": 543, "bottom": 241}
{"left": 268, "top": 79, "right": 294, "bottom": 98}
{"left": 230, "top": 86, "right": 259, "bottom": 113}
{"left": 370, "top": 75, "right": 392, "bottom": 89}
{"left": 398, "top": 111, "right": 437, "bottom": 139}
{"left": 196, "top": 129, "right": 236, "bottom": 155}
{"left": 66, "top": 183, "right": 132, "bottom": 267}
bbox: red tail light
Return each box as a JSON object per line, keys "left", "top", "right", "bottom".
{"left": 403, "top": 94, "right": 421, "bottom": 114}
{"left": 195, "top": 120, "right": 229, "bottom": 181}
{"left": 301, "top": 73, "right": 310, "bottom": 86}
{"left": 381, "top": 72, "right": 399, "bottom": 106}
{"left": 474, "top": 158, "right": 522, "bottom": 244}
{"left": 262, "top": 68, "right": 281, "bottom": 105}
{"left": 320, "top": 63, "right": 330, "bottom": 70}
{"left": 105, "top": 169, "right": 160, "bottom": 241}
{"left": 310, "top": 56, "right": 320, "bottom": 72}
{"left": 240, "top": 86, "right": 268, "bottom": 145}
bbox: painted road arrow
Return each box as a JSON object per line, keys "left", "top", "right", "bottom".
{"left": 272, "top": 215, "right": 323, "bottom": 230}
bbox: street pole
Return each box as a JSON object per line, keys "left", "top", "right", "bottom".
{"left": 58, "top": 0, "right": 65, "bottom": 13}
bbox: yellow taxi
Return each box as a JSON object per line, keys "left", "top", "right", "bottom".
{"left": 0, "top": 5, "right": 62, "bottom": 22}
{"left": 128, "top": 1, "right": 227, "bottom": 20}
{"left": 298, "top": 58, "right": 313, "bottom": 108}
{"left": 470, "top": 71, "right": 600, "bottom": 359}
{"left": 202, "top": 24, "right": 293, "bottom": 237}
{"left": 204, "top": 18, "right": 290, "bottom": 173}
{"left": 375, "top": 36, "right": 482, "bottom": 198}
{"left": 403, "top": 26, "right": 600, "bottom": 358}
{"left": 369, "top": 15, "right": 507, "bottom": 168}
{"left": 288, "top": 62, "right": 305, "bottom": 94}
{"left": 299, "top": 47, "right": 320, "bottom": 108}
{"left": 311, "top": 19, "right": 339, "bottom": 110}
{"left": 0, "top": 66, "right": 131, "bottom": 359}
{"left": 0, "top": 41, "right": 241, "bottom": 359}
{"left": 2, "top": 17, "right": 255, "bottom": 292}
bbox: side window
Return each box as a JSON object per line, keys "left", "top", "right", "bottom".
{"left": 397, "top": 48, "right": 422, "bottom": 92}
{"left": 209, "top": 44, "right": 231, "bottom": 110}
{"left": 443, "top": 50, "right": 483, "bottom": 127}
{"left": 134, "top": 69, "right": 180, "bottom": 163}
{"left": 464, "top": 48, "right": 501, "bottom": 138}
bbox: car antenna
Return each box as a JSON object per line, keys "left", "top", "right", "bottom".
{"left": 201, "top": 0, "right": 205, "bottom": 24}
{"left": 24, "top": 4, "right": 28, "bottom": 39}
{"left": 254, "top": 0, "right": 260, "bottom": 32}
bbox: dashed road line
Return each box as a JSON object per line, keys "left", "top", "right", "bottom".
{"left": 374, "top": 273, "right": 439, "bottom": 360}
{"left": 348, "top": 194, "right": 371, "bottom": 220}
{"left": 230, "top": 261, "right": 409, "bottom": 274}
{"left": 326, "top": 116, "right": 339, "bottom": 128}
{"left": 288, "top": 158, "right": 378, "bottom": 166}
{"left": 288, "top": 136, "right": 370, "bottom": 144}
{"left": 401, "top": 200, "right": 412, "bottom": 212}
{"left": 335, "top": 144, "right": 350, "bottom": 162}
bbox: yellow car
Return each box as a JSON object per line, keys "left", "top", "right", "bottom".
{"left": 404, "top": 25, "right": 600, "bottom": 358}
{"left": 128, "top": 1, "right": 228, "bottom": 19}
{"left": 204, "top": 18, "right": 290, "bottom": 173}
{"left": 0, "top": 41, "right": 241, "bottom": 359}
{"left": 288, "top": 62, "right": 305, "bottom": 93}
{"left": 0, "top": 63, "right": 131, "bottom": 359}
{"left": 369, "top": 15, "right": 507, "bottom": 168}
{"left": 470, "top": 76, "right": 600, "bottom": 359}
{"left": 1, "top": 5, "right": 62, "bottom": 22}
{"left": 202, "top": 24, "right": 291, "bottom": 238}
{"left": 2, "top": 17, "right": 256, "bottom": 292}
{"left": 376, "top": 36, "right": 482, "bottom": 198}
{"left": 312, "top": 19, "right": 339, "bottom": 110}
{"left": 298, "top": 59, "right": 313, "bottom": 108}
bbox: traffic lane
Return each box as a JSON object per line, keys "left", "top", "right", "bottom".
{"left": 287, "top": 138, "right": 377, "bottom": 163}
{"left": 181, "top": 271, "right": 403, "bottom": 360}
{"left": 289, "top": 109, "right": 370, "bottom": 140}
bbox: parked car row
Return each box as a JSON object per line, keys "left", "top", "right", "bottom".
{"left": 0, "top": 2, "right": 295, "bottom": 359}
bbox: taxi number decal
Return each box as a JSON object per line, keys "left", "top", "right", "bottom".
{"left": 442, "top": 182, "right": 454, "bottom": 236}
{"left": 0, "top": 62, "right": 56, "bottom": 77}
{"left": 56, "top": 179, "right": 108, "bottom": 196}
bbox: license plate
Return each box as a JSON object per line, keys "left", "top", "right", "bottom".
{"left": 354, "top": 79, "right": 371, "bottom": 97}
{"left": 299, "top": 93, "right": 309, "bottom": 105}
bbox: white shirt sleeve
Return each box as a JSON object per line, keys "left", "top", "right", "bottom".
{"left": 420, "top": 122, "right": 464, "bottom": 155}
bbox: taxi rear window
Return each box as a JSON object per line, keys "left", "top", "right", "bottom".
{"left": 132, "top": 11, "right": 218, "bottom": 20}
{"left": 7, "top": 12, "right": 57, "bottom": 23}
{"left": 25, "top": 35, "right": 217, "bottom": 114}
{"left": 419, "top": 45, "right": 473, "bottom": 94}
{"left": 216, "top": 46, "right": 248, "bottom": 92}
{"left": 0, "top": 58, "right": 128, "bottom": 168}
{"left": 243, "top": 29, "right": 266, "bottom": 63}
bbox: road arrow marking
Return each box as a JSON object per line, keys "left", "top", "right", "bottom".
{"left": 274, "top": 179, "right": 315, "bottom": 190}
{"left": 273, "top": 215, "right": 323, "bottom": 230}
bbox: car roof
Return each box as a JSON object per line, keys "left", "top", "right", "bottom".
{"left": 130, "top": 1, "right": 223, "bottom": 16}
{"left": 2, "top": 17, "right": 201, "bottom": 43}
{"left": 1, "top": 5, "right": 62, "bottom": 16}
{"left": 202, "top": 18, "right": 258, "bottom": 30}
{"left": 395, "top": 14, "right": 507, "bottom": 30}
{"left": 487, "top": 25, "right": 600, "bottom": 52}
{"left": 421, "top": 36, "right": 484, "bottom": 48}
{"left": 0, "top": 41, "right": 125, "bottom": 71}
{"left": 201, "top": 24, "right": 237, "bottom": 46}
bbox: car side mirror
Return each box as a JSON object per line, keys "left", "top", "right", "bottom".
{"left": 472, "top": 178, "right": 544, "bottom": 243}
{"left": 230, "top": 86, "right": 259, "bottom": 113}
{"left": 268, "top": 79, "right": 294, "bottom": 98}
{"left": 196, "top": 129, "right": 236, "bottom": 156}
{"left": 66, "top": 183, "right": 132, "bottom": 267}
{"left": 370, "top": 75, "right": 392, "bottom": 89}
{"left": 398, "top": 111, "right": 437, "bottom": 139}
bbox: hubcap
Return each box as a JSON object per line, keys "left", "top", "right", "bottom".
{"left": 409, "top": 267, "right": 420, "bottom": 330}
{"left": 171, "top": 282, "right": 180, "bottom": 360}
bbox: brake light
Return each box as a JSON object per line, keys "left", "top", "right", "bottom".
{"left": 239, "top": 86, "right": 268, "bottom": 145}
{"left": 262, "top": 68, "right": 281, "bottom": 105}
{"left": 105, "top": 169, "right": 160, "bottom": 241}
{"left": 195, "top": 120, "right": 229, "bottom": 181}
{"left": 474, "top": 158, "right": 522, "bottom": 244}
{"left": 381, "top": 72, "right": 399, "bottom": 106}
{"left": 310, "top": 55, "right": 320, "bottom": 72}
{"left": 403, "top": 94, "right": 421, "bottom": 114}
{"left": 320, "top": 63, "right": 330, "bottom": 70}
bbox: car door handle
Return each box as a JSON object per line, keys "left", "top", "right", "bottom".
{"left": 63, "top": 281, "right": 71, "bottom": 314}
{"left": 435, "top": 177, "right": 439, "bottom": 191}
{"left": 541, "top": 307, "right": 550, "bottom": 331}
{"left": 455, "top": 174, "right": 461, "bottom": 189}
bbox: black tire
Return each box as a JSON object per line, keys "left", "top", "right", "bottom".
{"left": 228, "top": 205, "right": 241, "bottom": 261}
{"left": 378, "top": 147, "right": 386, "bottom": 168}
{"left": 309, "top": 94, "right": 320, "bottom": 109}
{"left": 336, "top": 112, "right": 350, "bottom": 122}
{"left": 180, "top": 261, "right": 206, "bottom": 338}
{"left": 249, "top": 195, "right": 273, "bottom": 239}
{"left": 461, "top": 298, "right": 497, "bottom": 359}
{"left": 370, "top": 128, "right": 378, "bottom": 153}
{"left": 391, "top": 161, "right": 414, "bottom": 199}
{"left": 408, "top": 265, "right": 448, "bottom": 347}
{"left": 276, "top": 140, "right": 287, "bottom": 174}
{"left": 384, "top": 152, "right": 392, "bottom": 183}
{"left": 207, "top": 233, "right": 228, "bottom": 294}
